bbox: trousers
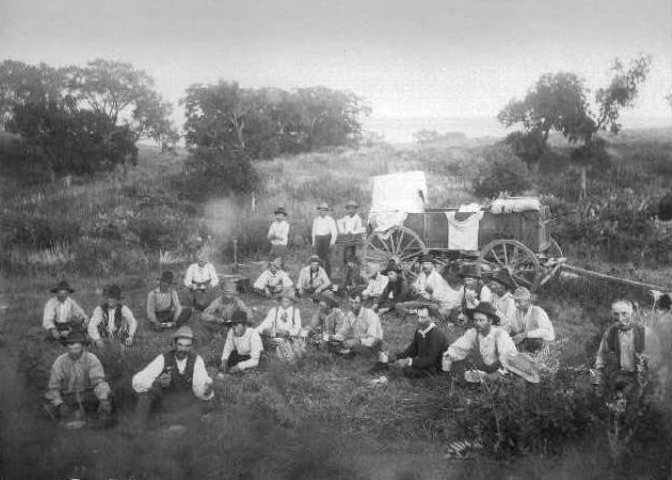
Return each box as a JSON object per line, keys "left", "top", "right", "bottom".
{"left": 314, "top": 235, "right": 333, "bottom": 278}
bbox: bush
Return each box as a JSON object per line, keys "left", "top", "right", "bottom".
{"left": 472, "top": 148, "right": 533, "bottom": 199}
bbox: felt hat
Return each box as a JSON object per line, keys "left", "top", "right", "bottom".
{"left": 419, "top": 253, "right": 435, "bottom": 264}
{"left": 63, "top": 330, "right": 88, "bottom": 345}
{"left": 319, "top": 290, "right": 340, "bottom": 308}
{"left": 50, "top": 280, "right": 75, "bottom": 294}
{"left": 513, "top": 287, "right": 531, "bottom": 301}
{"left": 317, "top": 202, "right": 330, "bottom": 211}
{"left": 231, "top": 310, "right": 250, "bottom": 325}
{"left": 274, "top": 206, "right": 288, "bottom": 216}
{"left": 173, "top": 326, "right": 195, "bottom": 341}
{"left": 309, "top": 254, "right": 322, "bottom": 265}
{"left": 105, "top": 284, "right": 122, "bottom": 300}
{"left": 382, "top": 259, "right": 402, "bottom": 275}
{"left": 221, "top": 281, "right": 236, "bottom": 295}
{"left": 501, "top": 351, "right": 541, "bottom": 383}
{"left": 269, "top": 257, "right": 283, "bottom": 269}
{"left": 486, "top": 269, "right": 515, "bottom": 291}
{"left": 345, "top": 200, "right": 359, "bottom": 209}
{"left": 275, "top": 288, "right": 297, "bottom": 302}
{"left": 460, "top": 263, "right": 482, "bottom": 279}
{"left": 158, "top": 271, "right": 175, "bottom": 283}
{"left": 470, "top": 302, "right": 499, "bottom": 322}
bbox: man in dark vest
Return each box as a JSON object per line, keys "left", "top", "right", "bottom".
{"left": 593, "top": 299, "right": 665, "bottom": 400}
{"left": 132, "top": 326, "right": 214, "bottom": 421}
{"left": 88, "top": 284, "right": 138, "bottom": 348}
{"left": 455, "top": 263, "right": 492, "bottom": 325}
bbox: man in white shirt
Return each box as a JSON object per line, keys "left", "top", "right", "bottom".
{"left": 361, "top": 262, "right": 389, "bottom": 302}
{"left": 338, "top": 200, "right": 366, "bottom": 266}
{"left": 132, "top": 326, "right": 213, "bottom": 422}
{"left": 253, "top": 258, "right": 294, "bottom": 297}
{"left": 312, "top": 202, "right": 338, "bottom": 278}
{"left": 256, "top": 289, "right": 302, "bottom": 340}
{"left": 401, "top": 254, "right": 459, "bottom": 319}
{"left": 219, "top": 311, "right": 263, "bottom": 374}
{"left": 88, "top": 285, "right": 138, "bottom": 349}
{"left": 183, "top": 252, "right": 220, "bottom": 311}
{"left": 334, "top": 293, "right": 384, "bottom": 356}
{"left": 267, "top": 207, "right": 290, "bottom": 266}
{"left": 43, "top": 280, "right": 88, "bottom": 341}
{"left": 504, "top": 287, "right": 555, "bottom": 353}
{"left": 297, "top": 255, "right": 332, "bottom": 299}
{"left": 485, "top": 270, "right": 517, "bottom": 327}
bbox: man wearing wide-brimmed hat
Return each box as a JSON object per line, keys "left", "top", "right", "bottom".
{"left": 455, "top": 263, "right": 492, "bottom": 324}
{"left": 253, "top": 257, "right": 294, "bottom": 297}
{"left": 374, "top": 260, "right": 410, "bottom": 314}
{"left": 43, "top": 279, "right": 88, "bottom": 341}
{"left": 267, "top": 206, "right": 290, "bottom": 265}
{"left": 44, "top": 330, "right": 112, "bottom": 424}
{"left": 312, "top": 202, "right": 338, "bottom": 277}
{"left": 485, "top": 269, "right": 517, "bottom": 326}
{"left": 132, "top": 326, "right": 214, "bottom": 420}
{"left": 297, "top": 254, "right": 332, "bottom": 299}
{"left": 220, "top": 311, "right": 263, "bottom": 374}
{"left": 256, "top": 288, "right": 302, "bottom": 340}
{"left": 505, "top": 287, "right": 555, "bottom": 353}
{"left": 202, "top": 280, "right": 253, "bottom": 326}
{"left": 146, "top": 271, "right": 192, "bottom": 331}
{"left": 442, "top": 302, "right": 540, "bottom": 383}
{"left": 87, "top": 284, "right": 138, "bottom": 349}
{"left": 337, "top": 199, "right": 366, "bottom": 266}
{"left": 303, "top": 290, "right": 346, "bottom": 346}
{"left": 184, "top": 251, "right": 220, "bottom": 311}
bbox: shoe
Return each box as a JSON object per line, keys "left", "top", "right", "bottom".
{"left": 369, "top": 376, "right": 389, "bottom": 386}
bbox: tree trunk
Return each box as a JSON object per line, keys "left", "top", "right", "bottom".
{"left": 579, "top": 166, "right": 587, "bottom": 199}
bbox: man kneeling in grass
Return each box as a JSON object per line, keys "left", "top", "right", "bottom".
{"left": 44, "top": 330, "right": 112, "bottom": 426}
{"left": 88, "top": 284, "right": 138, "bottom": 349}
{"left": 132, "top": 326, "right": 214, "bottom": 422}
{"left": 219, "top": 311, "right": 263, "bottom": 375}
{"left": 332, "top": 293, "right": 383, "bottom": 357}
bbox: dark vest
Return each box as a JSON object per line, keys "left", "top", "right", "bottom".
{"left": 162, "top": 351, "right": 197, "bottom": 393}
{"left": 604, "top": 323, "right": 646, "bottom": 370}
{"left": 97, "top": 304, "right": 124, "bottom": 338}
{"left": 461, "top": 283, "right": 483, "bottom": 313}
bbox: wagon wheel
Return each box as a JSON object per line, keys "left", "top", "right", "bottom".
{"left": 479, "top": 239, "right": 541, "bottom": 291}
{"left": 364, "top": 226, "right": 427, "bottom": 279}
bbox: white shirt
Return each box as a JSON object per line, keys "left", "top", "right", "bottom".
{"left": 253, "top": 269, "right": 294, "bottom": 291}
{"left": 256, "top": 306, "right": 302, "bottom": 337}
{"left": 88, "top": 304, "right": 138, "bottom": 341}
{"left": 414, "top": 270, "right": 460, "bottom": 308}
{"left": 297, "top": 266, "right": 331, "bottom": 291}
{"left": 43, "top": 297, "right": 87, "bottom": 330}
{"left": 492, "top": 292, "right": 517, "bottom": 326}
{"left": 338, "top": 214, "right": 366, "bottom": 235}
{"left": 459, "top": 284, "right": 493, "bottom": 310}
{"left": 337, "top": 308, "right": 383, "bottom": 347}
{"left": 221, "top": 328, "right": 263, "bottom": 370}
{"left": 447, "top": 326, "right": 517, "bottom": 367}
{"left": 312, "top": 216, "right": 338, "bottom": 244}
{"left": 362, "top": 273, "right": 389, "bottom": 298}
{"left": 132, "top": 353, "right": 213, "bottom": 400}
{"left": 267, "top": 220, "right": 290, "bottom": 246}
{"left": 507, "top": 305, "right": 555, "bottom": 341}
{"left": 183, "top": 262, "right": 220, "bottom": 288}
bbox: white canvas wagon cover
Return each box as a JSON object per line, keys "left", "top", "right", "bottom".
{"left": 368, "top": 171, "right": 427, "bottom": 231}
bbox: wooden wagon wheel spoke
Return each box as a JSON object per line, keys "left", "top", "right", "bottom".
{"left": 365, "top": 226, "right": 426, "bottom": 267}
{"left": 479, "top": 239, "right": 541, "bottom": 292}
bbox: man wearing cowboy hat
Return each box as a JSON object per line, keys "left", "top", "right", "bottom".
{"left": 88, "top": 285, "right": 138, "bottom": 349}
{"left": 302, "top": 291, "right": 346, "bottom": 346}
{"left": 312, "top": 202, "right": 338, "bottom": 278}
{"left": 183, "top": 251, "right": 220, "bottom": 311}
{"left": 442, "top": 302, "right": 539, "bottom": 383}
{"left": 132, "top": 326, "right": 214, "bottom": 420}
{"left": 256, "top": 289, "right": 302, "bottom": 341}
{"left": 253, "top": 257, "right": 294, "bottom": 297}
{"left": 333, "top": 293, "right": 384, "bottom": 356}
{"left": 220, "top": 311, "right": 263, "bottom": 374}
{"left": 455, "top": 263, "right": 493, "bottom": 323}
{"left": 361, "top": 261, "right": 389, "bottom": 302}
{"left": 146, "top": 271, "right": 191, "bottom": 330}
{"left": 202, "top": 281, "right": 253, "bottom": 326}
{"left": 43, "top": 279, "right": 88, "bottom": 341}
{"left": 297, "top": 255, "right": 332, "bottom": 299}
{"left": 44, "top": 330, "right": 112, "bottom": 424}
{"left": 337, "top": 200, "right": 366, "bottom": 266}
{"left": 505, "top": 287, "right": 555, "bottom": 353}
{"left": 374, "top": 260, "right": 410, "bottom": 314}
{"left": 267, "top": 207, "right": 290, "bottom": 265}
{"left": 485, "top": 269, "right": 517, "bottom": 327}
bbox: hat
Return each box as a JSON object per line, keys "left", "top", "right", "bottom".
{"left": 221, "top": 281, "right": 236, "bottom": 295}
{"left": 275, "top": 288, "right": 297, "bottom": 302}
{"left": 501, "top": 351, "right": 540, "bottom": 383}
{"left": 319, "top": 291, "right": 339, "bottom": 308}
{"left": 513, "top": 287, "right": 531, "bottom": 301}
{"left": 460, "top": 263, "right": 481, "bottom": 279}
{"left": 231, "top": 310, "right": 249, "bottom": 325}
{"left": 345, "top": 200, "right": 359, "bottom": 209}
{"left": 382, "top": 259, "right": 402, "bottom": 275}
{"left": 50, "top": 280, "right": 75, "bottom": 294}
{"left": 269, "top": 258, "right": 282, "bottom": 269}
{"left": 470, "top": 302, "right": 499, "bottom": 322}
{"left": 317, "top": 202, "right": 330, "bottom": 211}
{"left": 416, "top": 307, "right": 431, "bottom": 319}
{"left": 158, "top": 271, "right": 175, "bottom": 283}
{"left": 63, "top": 330, "right": 88, "bottom": 345}
{"left": 173, "top": 326, "right": 195, "bottom": 341}
{"left": 274, "top": 207, "right": 288, "bottom": 216}
{"left": 197, "top": 251, "right": 209, "bottom": 262}
{"left": 105, "top": 284, "right": 122, "bottom": 300}
{"left": 309, "top": 254, "right": 322, "bottom": 265}
{"left": 486, "top": 269, "right": 515, "bottom": 291}
{"left": 419, "top": 253, "right": 434, "bottom": 264}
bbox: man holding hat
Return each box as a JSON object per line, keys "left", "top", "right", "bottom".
{"left": 312, "top": 202, "right": 338, "bottom": 278}
{"left": 504, "top": 287, "right": 555, "bottom": 353}
{"left": 88, "top": 284, "right": 138, "bottom": 349}
{"left": 44, "top": 330, "right": 112, "bottom": 423}
{"left": 253, "top": 258, "right": 294, "bottom": 297}
{"left": 485, "top": 269, "right": 517, "bottom": 326}
{"left": 297, "top": 255, "right": 332, "bottom": 299}
{"left": 267, "top": 207, "right": 290, "bottom": 265}
{"left": 337, "top": 200, "right": 366, "bottom": 266}
{"left": 303, "top": 291, "right": 346, "bottom": 345}
{"left": 183, "top": 252, "right": 220, "bottom": 311}
{"left": 146, "top": 271, "right": 191, "bottom": 330}
{"left": 442, "top": 302, "right": 539, "bottom": 383}
{"left": 220, "top": 311, "right": 263, "bottom": 373}
{"left": 132, "top": 326, "right": 214, "bottom": 419}
{"left": 455, "top": 263, "right": 492, "bottom": 323}
{"left": 202, "top": 281, "right": 253, "bottom": 326}
{"left": 374, "top": 260, "right": 410, "bottom": 314}
{"left": 43, "top": 279, "right": 88, "bottom": 341}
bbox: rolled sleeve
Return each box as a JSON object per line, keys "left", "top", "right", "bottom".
{"left": 122, "top": 306, "right": 138, "bottom": 338}
{"left": 87, "top": 307, "right": 103, "bottom": 341}
{"left": 237, "top": 331, "right": 262, "bottom": 370}
{"left": 132, "top": 354, "right": 165, "bottom": 393}
{"left": 45, "top": 358, "right": 65, "bottom": 406}
{"left": 192, "top": 356, "right": 214, "bottom": 400}
{"left": 447, "top": 329, "right": 477, "bottom": 361}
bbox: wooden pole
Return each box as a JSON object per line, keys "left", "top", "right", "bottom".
{"left": 559, "top": 264, "right": 668, "bottom": 292}
{"left": 233, "top": 237, "right": 238, "bottom": 271}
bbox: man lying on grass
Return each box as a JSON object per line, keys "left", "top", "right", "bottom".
{"left": 43, "top": 279, "right": 88, "bottom": 342}
{"left": 44, "top": 330, "right": 112, "bottom": 426}
{"left": 87, "top": 284, "right": 138, "bottom": 349}
{"left": 146, "top": 271, "right": 191, "bottom": 331}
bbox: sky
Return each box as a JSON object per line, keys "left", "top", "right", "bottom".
{"left": 2, "top": 0, "right": 671, "bottom": 140}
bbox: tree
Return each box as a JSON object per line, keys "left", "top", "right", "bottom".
{"left": 498, "top": 56, "right": 651, "bottom": 197}
{"left": 473, "top": 147, "right": 533, "bottom": 199}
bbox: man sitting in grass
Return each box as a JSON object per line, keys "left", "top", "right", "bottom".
{"left": 44, "top": 330, "right": 112, "bottom": 425}
{"left": 399, "top": 254, "right": 460, "bottom": 320}
{"left": 253, "top": 258, "right": 294, "bottom": 297}
{"left": 43, "top": 279, "right": 88, "bottom": 342}
{"left": 454, "top": 263, "right": 492, "bottom": 324}
{"left": 132, "top": 326, "right": 214, "bottom": 421}
{"left": 87, "top": 284, "right": 138, "bottom": 349}
{"left": 302, "top": 291, "right": 346, "bottom": 346}
{"left": 361, "top": 262, "right": 389, "bottom": 303}
{"left": 296, "top": 255, "right": 332, "bottom": 300}
{"left": 373, "top": 261, "right": 410, "bottom": 315}
{"left": 183, "top": 252, "right": 220, "bottom": 311}
{"left": 333, "top": 293, "right": 383, "bottom": 356}
{"left": 201, "top": 281, "right": 253, "bottom": 328}
{"left": 485, "top": 269, "right": 517, "bottom": 326}
{"left": 503, "top": 287, "right": 555, "bottom": 353}
{"left": 146, "top": 271, "right": 191, "bottom": 331}
{"left": 339, "top": 252, "right": 367, "bottom": 298}
{"left": 256, "top": 289, "right": 302, "bottom": 342}
{"left": 219, "top": 311, "right": 263, "bottom": 374}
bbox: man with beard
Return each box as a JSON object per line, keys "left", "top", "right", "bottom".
{"left": 296, "top": 255, "right": 332, "bottom": 299}
{"left": 44, "top": 330, "right": 112, "bottom": 424}
{"left": 43, "top": 279, "right": 88, "bottom": 341}
{"left": 88, "top": 284, "right": 138, "bottom": 349}
{"left": 334, "top": 293, "right": 383, "bottom": 356}
{"left": 132, "top": 326, "right": 214, "bottom": 420}
{"left": 506, "top": 287, "right": 555, "bottom": 353}
{"left": 400, "top": 254, "right": 459, "bottom": 319}
{"left": 253, "top": 258, "right": 294, "bottom": 297}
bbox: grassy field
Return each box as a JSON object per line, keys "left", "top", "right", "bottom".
{"left": 2, "top": 133, "right": 672, "bottom": 479}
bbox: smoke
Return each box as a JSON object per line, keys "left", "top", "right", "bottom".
{"left": 202, "top": 196, "right": 246, "bottom": 262}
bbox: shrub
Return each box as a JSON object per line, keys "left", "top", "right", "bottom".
{"left": 473, "top": 148, "right": 533, "bottom": 199}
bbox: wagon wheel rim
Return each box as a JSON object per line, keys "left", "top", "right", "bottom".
{"left": 479, "top": 239, "right": 541, "bottom": 290}
{"left": 364, "top": 226, "right": 426, "bottom": 277}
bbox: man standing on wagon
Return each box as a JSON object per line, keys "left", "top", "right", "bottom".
{"left": 312, "top": 202, "right": 338, "bottom": 278}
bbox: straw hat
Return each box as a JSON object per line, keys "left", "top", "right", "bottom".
{"left": 317, "top": 202, "right": 330, "bottom": 211}
{"left": 50, "top": 280, "right": 75, "bottom": 294}
{"left": 513, "top": 287, "right": 531, "bottom": 301}
{"left": 173, "top": 326, "right": 195, "bottom": 341}
{"left": 345, "top": 200, "right": 359, "bottom": 209}
{"left": 269, "top": 258, "right": 283, "bottom": 269}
